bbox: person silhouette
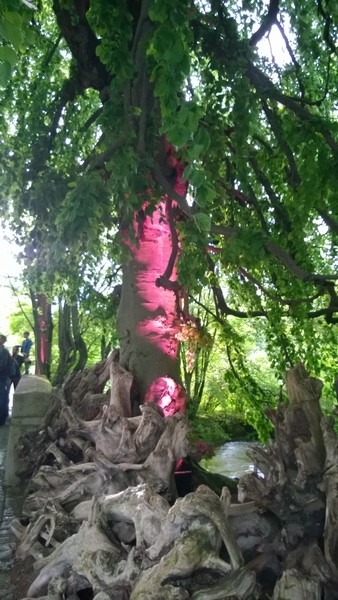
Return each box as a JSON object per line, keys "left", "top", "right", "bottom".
{"left": 0, "top": 334, "right": 12, "bottom": 425}
{"left": 21, "top": 331, "right": 33, "bottom": 375}
{"left": 11, "top": 346, "right": 24, "bottom": 389}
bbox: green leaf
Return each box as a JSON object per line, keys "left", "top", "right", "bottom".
{"left": 189, "top": 169, "right": 205, "bottom": 188}
{"left": 4, "top": 10, "right": 23, "bottom": 26}
{"left": 0, "top": 21, "right": 23, "bottom": 50}
{"left": 148, "top": 2, "right": 168, "bottom": 23}
{"left": 196, "top": 182, "right": 216, "bottom": 207}
{"left": 186, "top": 126, "right": 211, "bottom": 160}
{"left": 0, "top": 60, "right": 11, "bottom": 85}
{"left": 0, "top": 45, "right": 18, "bottom": 67}
{"left": 194, "top": 212, "right": 211, "bottom": 232}
{"left": 194, "top": 127, "right": 211, "bottom": 152}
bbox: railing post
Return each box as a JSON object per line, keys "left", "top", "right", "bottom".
{"left": 5, "top": 376, "right": 52, "bottom": 488}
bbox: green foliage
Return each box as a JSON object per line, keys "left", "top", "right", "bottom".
{"left": 8, "top": 300, "right": 34, "bottom": 343}
{"left": 180, "top": 294, "right": 279, "bottom": 442}
{"left": 188, "top": 415, "right": 231, "bottom": 448}
{"left": 0, "top": 0, "right": 36, "bottom": 86}
{"left": 199, "top": 318, "right": 279, "bottom": 443}
{"left": 0, "top": 0, "right": 338, "bottom": 441}
{"left": 55, "top": 174, "right": 112, "bottom": 251}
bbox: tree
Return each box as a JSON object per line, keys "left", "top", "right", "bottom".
{"left": 0, "top": 0, "right": 338, "bottom": 410}
{"left": 5, "top": 4, "right": 338, "bottom": 596}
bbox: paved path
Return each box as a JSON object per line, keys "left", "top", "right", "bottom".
{"left": 0, "top": 424, "right": 24, "bottom": 600}
{"left": 0, "top": 376, "right": 52, "bottom": 600}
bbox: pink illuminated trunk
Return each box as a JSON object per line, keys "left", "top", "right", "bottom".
{"left": 31, "top": 291, "right": 52, "bottom": 379}
{"left": 117, "top": 164, "right": 187, "bottom": 415}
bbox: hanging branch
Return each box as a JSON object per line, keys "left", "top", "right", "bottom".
{"left": 317, "top": 0, "right": 338, "bottom": 55}
{"left": 265, "top": 240, "right": 338, "bottom": 282}
{"left": 274, "top": 19, "right": 306, "bottom": 100}
{"left": 276, "top": 19, "right": 332, "bottom": 107}
{"left": 246, "top": 63, "right": 338, "bottom": 153}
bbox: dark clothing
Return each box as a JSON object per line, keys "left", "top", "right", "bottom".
{"left": 0, "top": 346, "right": 11, "bottom": 425}
{"left": 11, "top": 354, "right": 24, "bottom": 389}
{"left": 0, "top": 377, "right": 10, "bottom": 425}
{"left": 0, "top": 346, "right": 11, "bottom": 378}
{"left": 21, "top": 338, "right": 33, "bottom": 374}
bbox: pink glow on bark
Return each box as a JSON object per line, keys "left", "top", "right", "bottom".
{"left": 145, "top": 376, "right": 187, "bottom": 416}
{"left": 124, "top": 151, "right": 187, "bottom": 359}
{"left": 35, "top": 293, "right": 49, "bottom": 375}
{"left": 130, "top": 200, "right": 180, "bottom": 358}
{"left": 121, "top": 140, "right": 188, "bottom": 413}
{"left": 39, "top": 318, "right": 46, "bottom": 363}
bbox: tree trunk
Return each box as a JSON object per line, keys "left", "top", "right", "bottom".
{"left": 117, "top": 202, "right": 180, "bottom": 399}
{"left": 53, "top": 298, "right": 75, "bottom": 387}
{"left": 71, "top": 302, "right": 88, "bottom": 372}
{"left": 30, "top": 291, "right": 53, "bottom": 379}
{"left": 117, "top": 153, "right": 188, "bottom": 414}
{"left": 53, "top": 298, "right": 88, "bottom": 386}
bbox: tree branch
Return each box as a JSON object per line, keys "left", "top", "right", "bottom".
{"left": 151, "top": 164, "right": 192, "bottom": 217}
{"left": 261, "top": 100, "right": 301, "bottom": 189}
{"left": 205, "top": 254, "right": 266, "bottom": 318}
{"left": 42, "top": 32, "right": 63, "bottom": 69}
{"left": 238, "top": 267, "right": 323, "bottom": 306}
{"left": 83, "top": 136, "right": 128, "bottom": 171}
{"left": 246, "top": 63, "right": 338, "bottom": 153}
{"left": 80, "top": 107, "right": 103, "bottom": 133}
{"left": 317, "top": 209, "right": 338, "bottom": 235}
{"left": 249, "top": 0, "right": 280, "bottom": 46}
{"left": 52, "top": 0, "right": 110, "bottom": 92}
{"left": 249, "top": 154, "right": 293, "bottom": 231}
{"left": 317, "top": 0, "right": 338, "bottom": 55}
{"left": 265, "top": 240, "right": 338, "bottom": 282}
{"left": 276, "top": 19, "right": 332, "bottom": 107}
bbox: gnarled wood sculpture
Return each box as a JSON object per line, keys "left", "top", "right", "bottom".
{"left": 10, "top": 358, "right": 338, "bottom": 599}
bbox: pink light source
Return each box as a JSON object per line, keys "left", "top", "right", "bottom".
{"left": 145, "top": 376, "right": 187, "bottom": 416}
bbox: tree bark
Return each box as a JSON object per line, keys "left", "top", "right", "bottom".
{"left": 30, "top": 291, "right": 53, "bottom": 379}
{"left": 117, "top": 205, "right": 182, "bottom": 401}
{"left": 117, "top": 150, "right": 188, "bottom": 412}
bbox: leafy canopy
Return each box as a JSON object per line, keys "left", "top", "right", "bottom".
{"left": 0, "top": 0, "right": 337, "bottom": 407}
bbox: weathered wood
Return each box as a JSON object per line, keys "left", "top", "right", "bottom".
{"left": 11, "top": 360, "right": 338, "bottom": 600}
{"left": 110, "top": 350, "right": 134, "bottom": 417}
{"left": 285, "top": 363, "right": 326, "bottom": 472}
{"left": 191, "top": 568, "right": 257, "bottom": 600}
{"left": 272, "top": 569, "right": 322, "bottom": 600}
{"left": 321, "top": 416, "right": 338, "bottom": 581}
{"left": 26, "top": 520, "right": 128, "bottom": 598}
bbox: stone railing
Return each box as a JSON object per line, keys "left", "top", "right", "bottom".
{"left": 5, "top": 376, "right": 52, "bottom": 487}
